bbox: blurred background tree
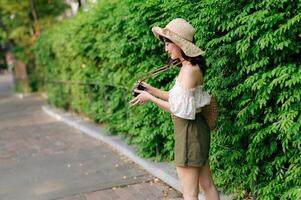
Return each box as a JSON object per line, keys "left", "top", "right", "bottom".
{"left": 0, "top": 0, "right": 67, "bottom": 91}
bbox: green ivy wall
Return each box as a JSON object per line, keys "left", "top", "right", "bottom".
{"left": 35, "top": 0, "right": 301, "bottom": 199}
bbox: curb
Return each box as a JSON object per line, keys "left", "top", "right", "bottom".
{"left": 42, "top": 105, "right": 233, "bottom": 200}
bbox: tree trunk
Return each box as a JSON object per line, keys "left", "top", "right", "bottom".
{"left": 29, "top": 0, "right": 40, "bottom": 35}
{"left": 29, "top": 0, "right": 38, "bottom": 21}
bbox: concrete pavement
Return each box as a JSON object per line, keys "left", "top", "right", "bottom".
{"left": 0, "top": 74, "right": 182, "bottom": 200}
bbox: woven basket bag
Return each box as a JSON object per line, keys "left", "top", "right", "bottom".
{"left": 201, "top": 96, "right": 218, "bottom": 130}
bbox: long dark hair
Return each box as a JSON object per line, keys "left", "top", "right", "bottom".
{"left": 160, "top": 36, "right": 207, "bottom": 76}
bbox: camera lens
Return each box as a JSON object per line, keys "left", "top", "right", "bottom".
{"left": 132, "top": 83, "right": 145, "bottom": 97}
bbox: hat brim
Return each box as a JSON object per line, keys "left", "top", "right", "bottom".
{"left": 152, "top": 26, "right": 205, "bottom": 57}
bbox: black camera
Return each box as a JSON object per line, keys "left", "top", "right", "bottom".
{"left": 132, "top": 82, "right": 146, "bottom": 97}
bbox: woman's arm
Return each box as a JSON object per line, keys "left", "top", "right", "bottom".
{"left": 148, "top": 95, "right": 171, "bottom": 112}
{"left": 141, "top": 82, "right": 169, "bottom": 101}
{"left": 130, "top": 89, "right": 171, "bottom": 113}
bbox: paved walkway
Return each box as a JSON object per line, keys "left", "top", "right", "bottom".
{"left": 0, "top": 74, "right": 182, "bottom": 200}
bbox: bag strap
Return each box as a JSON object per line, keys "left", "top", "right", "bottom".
{"left": 139, "top": 59, "right": 183, "bottom": 82}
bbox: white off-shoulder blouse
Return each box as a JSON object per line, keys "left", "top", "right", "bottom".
{"left": 168, "top": 77, "right": 211, "bottom": 120}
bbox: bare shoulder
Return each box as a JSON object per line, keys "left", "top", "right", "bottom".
{"left": 179, "top": 63, "right": 203, "bottom": 88}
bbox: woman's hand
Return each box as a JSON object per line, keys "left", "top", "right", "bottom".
{"left": 129, "top": 89, "right": 153, "bottom": 106}
{"left": 140, "top": 81, "right": 153, "bottom": 93}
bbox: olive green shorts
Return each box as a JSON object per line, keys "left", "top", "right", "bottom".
{"left": 171, "top": 112, "right": 211, "bottom": 167}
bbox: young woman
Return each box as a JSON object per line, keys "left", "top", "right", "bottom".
{"left": 130, "top": 18, "right": 220, "bottom": 200}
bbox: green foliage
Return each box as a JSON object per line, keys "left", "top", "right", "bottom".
{"left": 0, "top": 0, "right": 67, "bottom": 45}
{"left": 198, "top": 0, "right": 301, "bottom": 199}
{"left": 35, "top": 0, "right": 301, "bottom": 199}
{"left": 0, "top": 0, "right": 67, "bottom": 91}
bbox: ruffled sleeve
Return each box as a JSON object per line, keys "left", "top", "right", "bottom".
{"left": 168, "top": 85, "right": 196, "bottom": 120}
{"left": 195, "top": 90, "right": 211, "bottom": 107}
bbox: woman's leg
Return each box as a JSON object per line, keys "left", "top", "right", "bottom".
{"left": 176, "top": 166, "right": 200, "bottom": 200}
{"left": 198, "top": 161, "right": 220, "bottom": 200}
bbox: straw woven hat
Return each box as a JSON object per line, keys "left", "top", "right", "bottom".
{"left": 152, "top": 18, "right": 205, "bottom": 57}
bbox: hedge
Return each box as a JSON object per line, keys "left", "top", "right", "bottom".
{"left": 35, "top": 0, "right": 301, "bottom": 199}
